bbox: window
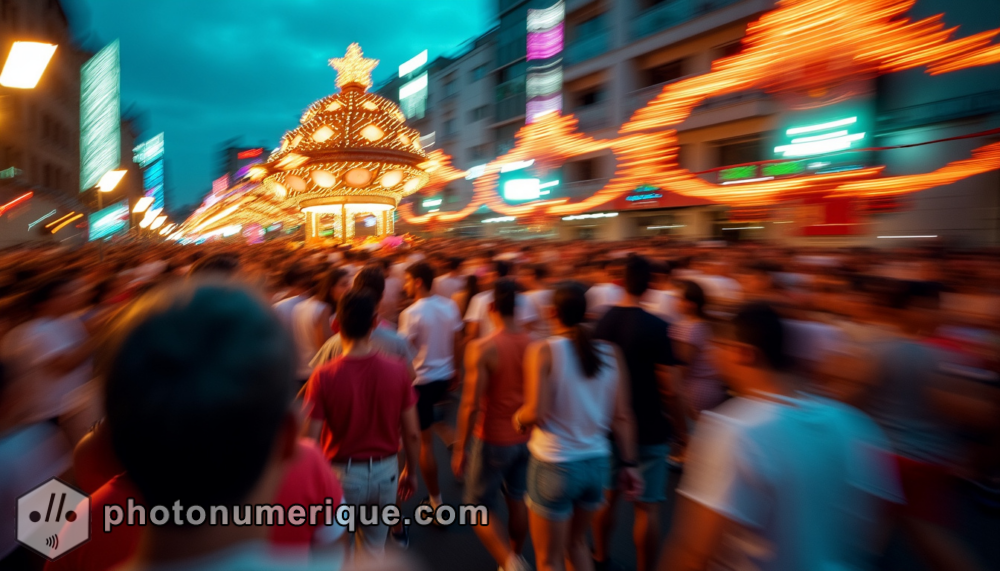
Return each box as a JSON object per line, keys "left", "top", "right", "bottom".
{"left": 443, "top": 119, "right": 456, "bottom": 136}
{"left": 643, "top": 59, "right": 685, "bottom": 88}
{"left": 575, "top": 87, "right": 605, "bottom": 108}
{"left": 444, "top": 77, "right": 458, "bottom": 97}
{"left": 716, "top": 137, "right": 762, "bottom": 168}
{"left": 468, "top": 143, "right": 492, "bottom": 160}
{"left": 574, "top": 15, "right": 606, "bottom": 40}
{"left": 470, "top": 64, "right": 489, "bottom": 83}
{"left": 568, "top": 158, "right": 599, "bottom": 182}
{"left": 468, "top": 105, "right": 491, "bottom": 122}
{"left": 717, "top": 41, "right": 743, "bottom": 59}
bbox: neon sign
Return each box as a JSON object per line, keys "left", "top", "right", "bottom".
{"left": 237, "top": 148, "right": 264, "bottom": 159}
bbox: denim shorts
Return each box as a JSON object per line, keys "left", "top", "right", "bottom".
{"left": 331, "top": 457, "right": 398, "bottom": 558}
{"left": 526, "top": 455, "right": 611, "bottom": 521}
{"left": 609, "top": 443, "right": 670, "bottom": 503}
{"left": 463, "top": 437, "right": 530, "bottom": 509}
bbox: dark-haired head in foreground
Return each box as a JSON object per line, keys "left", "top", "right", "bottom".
{"left": 104, "top": 281, "right": 298, "bottom": 510}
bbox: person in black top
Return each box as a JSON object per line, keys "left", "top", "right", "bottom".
{"left": 591, "top": 255, "right": 688, "bottom": 571}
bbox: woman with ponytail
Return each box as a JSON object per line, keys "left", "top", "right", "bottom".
{"left": 514, "top": 282, "right": 642, "bottom": 571}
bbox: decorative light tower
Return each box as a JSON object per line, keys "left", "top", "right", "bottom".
{"left": 260, "top": 43, "right": 431, "bottom": 243}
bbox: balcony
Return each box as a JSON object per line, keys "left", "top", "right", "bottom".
{"left": 564, "top": 31, "right": 611, "bottom": 67}
{"left": 571, "top": 103, "right": 612, "bottom": 132}
{"left": 632, "top": 0, "right": 743, "bottom": 38}
{"left": 628, "top": 82, "right": 766, "bottom": 116}
{"left": 561, "top": 179, "right": 610, "bottom": 201}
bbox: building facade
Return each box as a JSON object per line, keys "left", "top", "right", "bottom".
{"left": 0, "top": 0, "right": 91, "bottom": 246}
{"left": 401, "top": 0, "right": 1000, "bottom": 245}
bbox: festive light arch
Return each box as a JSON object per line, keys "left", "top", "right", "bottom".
{"left": 400, "top": 0, "right": 1000, "bottom": 224}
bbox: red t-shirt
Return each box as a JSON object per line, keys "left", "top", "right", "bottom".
{"left": 44, "top": 441, "right": 343, "bottom": 571}
{"left": 304, "top": 352, "right": 417, "bottom": 463}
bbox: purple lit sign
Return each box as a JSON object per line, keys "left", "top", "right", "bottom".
{"left": 528, "top": 24, "right": 563, "bottom": 61}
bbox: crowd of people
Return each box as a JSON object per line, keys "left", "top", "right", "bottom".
{"left": 0, "top": 236, "right": 998, "bottom": 571}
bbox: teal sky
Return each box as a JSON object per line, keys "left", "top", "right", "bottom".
{"left": 64, "top": 0, "right": 494, "bottom": 210}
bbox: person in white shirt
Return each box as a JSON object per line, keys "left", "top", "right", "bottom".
{"left": 658, "top": 302, "right": 902, "bottom": 571}
{"left": 290, "top": 268, "right": 349, "bottom": 383}
{"left": 585, "top": 260, "right": 626, "bottom": 320}
{"left": 272, "top": 265, "right": 312, "bottom": 335}
{"left": 466, "top": 260, "right": 538, "bottom": 340}
{"left": 432, "top": 257, "right": 466, "bottom": 301}
{"left": 378, "top": 258, "right": 405, "bottom": 327}
{"left": 399, "top": 261, "right": 464, "bottom": 515}
{"left": 518, "top": 263, "right": 554, "bottom": 339}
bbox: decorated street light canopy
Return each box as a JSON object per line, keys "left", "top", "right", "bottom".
{"left": 255, "top": 42, "right": 431, "bottom": 242}
{"left": 176, "top": 44, "right": 432, "bottom": 243}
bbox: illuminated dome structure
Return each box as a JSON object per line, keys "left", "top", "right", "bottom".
{"left": 259, "top": 43, "right": 430, "bottom": 242}
{"left": 178, "top": 44, "right": 431, "bottom": 244}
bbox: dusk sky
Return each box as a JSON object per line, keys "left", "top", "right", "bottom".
{"left": 63, "top": 0, "right": 495, "bottom": 210}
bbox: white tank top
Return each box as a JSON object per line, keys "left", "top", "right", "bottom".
{"left": 528, "top": 336, "right": 619, "bottom": 463}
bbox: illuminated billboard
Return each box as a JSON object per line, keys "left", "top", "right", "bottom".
{"left": 133, "top": 133, "right": 164, "bottom": 167}
{"left": 234, "top": 148, "right": 265, "bottom": 180}
{"left": 134, "top": 133, "right": 165, "bottom": 211}
{"left": 399, "top": 72, "right": 428, "bottom": 120}
{"left": 399, "top": 50, "right": 428, "bottom": 78}
{"left": 88, "top": 200, "right": 129, "bottom": 241}
{"left": 526, "top": 1, "right": 564, "bottom": 123}
{"left": 80, "top": 41, "right": 121, "bottom": 191}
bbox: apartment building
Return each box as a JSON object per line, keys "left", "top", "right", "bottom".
{"left": 0, "top": 0, "right": 90, "bottom": 246}
{"left": 397, "top": 0, "right": 1000, "bottom": 245}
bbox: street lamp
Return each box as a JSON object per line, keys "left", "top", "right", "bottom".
{"left": 98, "top": 169, "right": 127, "bottom": 193}
{"left": 150, "top": 215, "right": 167, "bottom": 230}
{"left": 133, "top": 196, "right": 154, "bottom": 214}
{"left": 0, "top": 42, "right": 58, "bottom": 89}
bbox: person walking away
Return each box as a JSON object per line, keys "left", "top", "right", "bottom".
{"left": 519, "top": 264, "right": 554, "bottom": 340}
{"left": 671, "top": 281, "right": 728, "bottom": 420}
{"left": 304, "top": 289, "right": 420, "bottom": 561}
{"left": 311, "top": 265, "right": 413, "bottom": 369}
{"left": 399, "top": 262, "right": 464, "bottom": 518}
{"left": 453, "top": 279, "right": 532, "bottom": 571}
{"left": 657, "top": 303, "right": 903, "bottom": 571}
{"left": 465, "top": 261, "right": 538, "bottom": 340}
{"left": 514, "top": 282, "right": 643, "bottom": 571}
{"left": 290, "top": 268, "right": 348, "bottom": 385}
{"left": 433, "top": 257, "right": 466, "bottom": 301}
{"left": 592, "top": 256, "right": 687, "bottom": 571}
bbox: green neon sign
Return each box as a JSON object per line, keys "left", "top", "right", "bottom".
{"left": 718, "top": 165, "right": 758, "bottom": 181}
{"left": 762, "top": 161, "right": 805, "bottom": 177}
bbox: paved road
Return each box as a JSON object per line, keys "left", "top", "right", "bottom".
{"left": 391, "top": 426, "right": 1000, "bottom": 570}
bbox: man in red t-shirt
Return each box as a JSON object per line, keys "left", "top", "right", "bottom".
{"left": 304, "top": 289, "right": 421, "bottom": 561}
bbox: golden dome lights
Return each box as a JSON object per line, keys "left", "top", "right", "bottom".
{"left": 254, "top": 43, "right": 432, "bottom": 243}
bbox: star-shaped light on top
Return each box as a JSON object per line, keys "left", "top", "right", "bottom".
{"left": 329, "top": 43, "right": 379, "bottom": 91}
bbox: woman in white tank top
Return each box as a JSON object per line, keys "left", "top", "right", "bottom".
{"left": 514, "top": 282, "right": 643, "bottom": 571}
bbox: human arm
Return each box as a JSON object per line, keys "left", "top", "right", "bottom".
{"left": 657, "top": 364, "right": 689, "bottom": 446}
{"left": 514, "top": 340, "right": 550, "bottom": 432}
{"left": 657, "top": 496, "right": 728, "bottom": 571}
{"left": 453, "top": 340, "right": 492, "bottom": 478}
{"left": 610, "top": 345, "right": 643, "bottom": 500}
{"left": 398, "top": 406, "right": 421, "bottom": 502}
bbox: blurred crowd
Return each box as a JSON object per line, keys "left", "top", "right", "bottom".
{"left": 0, "top": 237, "right": 998, "bottom": 571}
